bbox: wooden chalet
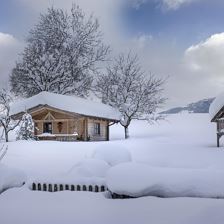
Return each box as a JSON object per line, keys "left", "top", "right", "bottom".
{"left": 11, "top": 92, "right": 120, "bottom": 141}
{"left": 210, "top": 92, "right": 224, "bottom": 147}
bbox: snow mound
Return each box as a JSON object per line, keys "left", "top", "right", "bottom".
{"left": 31, "top": 159, "right": 109, "bottom": 187}
{"left": 209, "top": 91, "right": 224, "bottom": 119}
{"left": 107, "top": 162, "right": 224, "bottom": 198}
{"left": 92, "top": 144, "right": 132, "bottom": 166}
{"left": 0, "top": 164, "right": 26, "bottom": 193}
{"left": 68, "top": 159, "right": 110, "bottom": 178}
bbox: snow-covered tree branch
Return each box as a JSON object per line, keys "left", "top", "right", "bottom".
{"left": 10, "top": 4, "right": 109, "bottom": 98}
{"left": 0, "top": 89, "right": 20, "bottom": 142}
{"left": 95, "top": 52, "right": 166, "bottom": 139}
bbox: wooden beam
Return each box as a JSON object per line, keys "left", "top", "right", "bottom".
{"left": 217, "top": 134, "right": 220, "bottom": 147}
{"left": 34, "top": 119, "right": 75, "bottom": 122}
{"left": 106, "top": 121, "right": 109, "bottom": 141}
{"left": 86, "top": 118, "right": 88, "bottom": 141}
{"left": 83, "top": 118, "right": 88, "bottom": 141}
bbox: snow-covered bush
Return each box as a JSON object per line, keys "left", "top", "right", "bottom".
{"left": 107, "top": 162, "right": 224, "bottom": 198}
{"left": 0, "top": 164, "right": 26, "bottom": 193}
{"left": 92, "top": 144, "right": 132, "bottom": 166}
{"left": 68, "top": 159, "right": 110, "bottom": 178}
{"left": 17, "top": 112, "right": 35, "bottom": 140}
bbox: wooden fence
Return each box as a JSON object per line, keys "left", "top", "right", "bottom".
{"left": 31, "top": 182, "right": 107, "bottom": 193}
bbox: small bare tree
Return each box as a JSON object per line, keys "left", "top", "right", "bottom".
{"left": 0, "top": 89, "right": 20, "bottom": 142}
{"left": 95, "top": 53, "right": 166, "bottom": 139}
{"left": 10, "top": 4, "right": 109, "bottom": 98}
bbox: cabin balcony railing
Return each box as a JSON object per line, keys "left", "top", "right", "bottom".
{"left": 36, "top": 134, "right": 78, "bottom": 142}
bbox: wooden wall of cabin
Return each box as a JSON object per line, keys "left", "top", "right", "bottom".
{"left": 52, "top": 121, "right": 68, "bottom": 134}
{"left": 34, "top": 121, "right": 43, "bottom": 135}
{"left": 31, "top": 108, "right": 85, "bottom": 137}
{"left": 217, "top": 120, "right": 224, "bottom": 132}
{"left": 87, "top": 118, "right": 108, "bottom": 141}
{"left": 30, "top": 108, "right": 111, "bottom": 141}
{"left": 34, "top": 119, "right": 86, "bottom": 136}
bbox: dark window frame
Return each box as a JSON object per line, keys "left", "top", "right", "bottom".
{"left": 94, "top": 123, "right": 101, "bottom": 135}
{"left": 43, "top": 122, "right": 53, "bottom": 134}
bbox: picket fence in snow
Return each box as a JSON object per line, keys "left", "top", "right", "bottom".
{"left": 31, "top": 182, "right": 107, "bottom": 193}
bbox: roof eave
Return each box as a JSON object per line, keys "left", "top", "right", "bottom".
{"left": 211, "top": 105, "right": 224, "bottom": 122}
{"left": 11, "top": 104, "right": 120, "bottom": 122}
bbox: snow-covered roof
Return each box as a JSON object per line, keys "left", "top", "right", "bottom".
{"left": 10, "top": 91, "right": 120, "bottom": 121}
{"left": 209, "top": 92, "right": 224, "bottom": 120}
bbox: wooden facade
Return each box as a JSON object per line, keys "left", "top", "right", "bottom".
{"left": 12, "top": 105, "right": 117, "bottom": 141}
{"left": 211, "top": 106, "right": 224, "bottom": 147}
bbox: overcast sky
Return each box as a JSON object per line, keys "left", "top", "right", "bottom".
{"left": 1, "top": 0, "right": 224, "bottom": 108}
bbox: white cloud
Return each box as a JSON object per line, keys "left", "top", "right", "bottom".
{"left": 161, "top": 0, "right": 199, "bottom": 10}
{"left": 0, "top": 33, "right": 16, "bottom": 45}
{"left": 130, "top": 0, "right": 147, "bottom": 9}
{"left": 0, "top": 33, "right": 24, "bottom": 87}
{"left": 127, "top": 0, "right": 198, "bottom": 10}
{"left": 185, "top": 33, "right": 224, "bottom": 76}
{"left": 132, "top": 33, "right": 153, "bottom": 49}
{"left": 182, "top": 33, "right": 224, "bottom": 102}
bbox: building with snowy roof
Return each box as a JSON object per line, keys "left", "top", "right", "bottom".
{"left": 11, "top": 91, "right": 120, "bottom": 141}
{"left": 209, "top": 92, "right": 224, "bottom": 147}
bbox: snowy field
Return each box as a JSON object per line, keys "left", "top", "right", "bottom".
{"left": 2, "top": 113, "right": 224, "bottom": 224}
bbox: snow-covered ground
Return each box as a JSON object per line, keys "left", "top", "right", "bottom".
{"left": 2, "top": 113, "right": 224, "bottom": 224}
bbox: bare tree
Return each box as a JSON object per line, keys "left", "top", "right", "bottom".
{"left": 0, "top": 89, "right": 20, "bottom": 142}
{"left": 10, "top": 5, "right": 109, "bottom": 98}
{"left": 95, "top": 53, "right": 166, "bottom": 139}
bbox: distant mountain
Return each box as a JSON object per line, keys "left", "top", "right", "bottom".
{"left": 160, "top": 98, "right": 215, "bottom": 114}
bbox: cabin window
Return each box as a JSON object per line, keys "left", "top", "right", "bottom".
{"left": 94, "top": 123, "right": 100, "bottom": 135}
{"left": 43, "top": 122, "right": 52, "bottom": 134}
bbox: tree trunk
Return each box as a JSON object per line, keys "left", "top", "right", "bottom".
{"left": 5, "top": 131, "right": 9, "bottom": 142}
{"left": 124, "top": 126, "right": 129, "bottom": 139}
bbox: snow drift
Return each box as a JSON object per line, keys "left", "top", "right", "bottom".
{"left": 68, "top": 159, "right": 110, "bottom": 178}
{"left": 92, "top": 144, "right": 132, "bottom": 166}
{"left": 0, "top": 164, "right": 26, "bottom": 193}
{"left": 107, "top": 162, "right": 224, "bottom": 198}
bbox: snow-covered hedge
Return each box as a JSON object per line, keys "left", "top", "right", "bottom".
{"left": 106, "top": 162, "right": 224, "bottom": 198}
{"left": 92, "top": 144, "right": 132, "bottom": 166}
{"left": 0, "top": 164, "right": 26, "bottom": 193}
{"left": 30, "top": 159, "right": 108, "bottom": 188}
